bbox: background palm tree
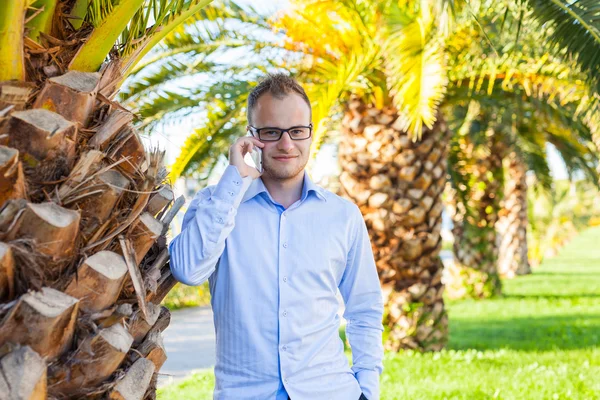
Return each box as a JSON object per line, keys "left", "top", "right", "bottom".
{"left": 444, "top": 97, "right": 597, "bottom": 298}
{"left": 129, "top": 0, "right": 599, "bottom": 351}
{"left": 275, "top": 0, "right": 598, "bottom": 346}
{"left": 522, "top": 0, "right": 600, "bottom": 185}
{"left": 442, "top": 2, "right": 599, "bottom": 296}
{"left": 497, "top": 150, "right": 531, "bottom": 277}
{"left": 0, "top": 0, "right": 213, "bottom": 397}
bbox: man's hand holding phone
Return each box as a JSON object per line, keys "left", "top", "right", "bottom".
{"left": 229, "top": 136, "right": 264, "bottom": 179}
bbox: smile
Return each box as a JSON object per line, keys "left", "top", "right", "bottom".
{"left": 273, "top": 156, "right": 298, "bottom": 161}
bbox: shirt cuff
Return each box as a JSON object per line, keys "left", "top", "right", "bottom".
{"left": 355, "top": 370, "right": 380, "bottom": 400}
{"left": 211, "top": 165, "right": 253, "bottom": 208}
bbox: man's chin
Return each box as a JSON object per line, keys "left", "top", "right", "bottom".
{"left": 264, "top": 164, "right": 305, "bottom": 180}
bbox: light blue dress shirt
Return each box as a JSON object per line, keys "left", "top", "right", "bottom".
{"left": 168, "top": 165, "right": 384, "bottom": 400}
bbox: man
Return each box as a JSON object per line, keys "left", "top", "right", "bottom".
{"left": 169, "top": 73, "right": 384, "bottom": 400}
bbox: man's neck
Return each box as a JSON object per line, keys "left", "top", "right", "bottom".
{"left": 261, "top": 171, "right": 305, "bottom": 209}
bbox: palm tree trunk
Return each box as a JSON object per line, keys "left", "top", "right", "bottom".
{"left": 497, "top": 151, "right": 531, "bottom": 278}
{"left": 0, "top": 66, "right": 181, "bottom": 399}
{"left": 339, "top": 97, "right": 449, "bottom": 352}
{"left": 446, "top": 125, "right": 505, "bottom": 299}
{"left": 0, "top": 5, "right": 191, "bottom": 396}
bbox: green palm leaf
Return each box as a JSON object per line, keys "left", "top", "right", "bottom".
{"left": 524, "top": 0, "right": 600, "bottom": 93}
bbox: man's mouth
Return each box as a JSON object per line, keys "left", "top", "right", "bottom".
{"left": 273, "top": 155, "right": 298, "bottom": 160}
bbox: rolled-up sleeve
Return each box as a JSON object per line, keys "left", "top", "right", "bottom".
{"left": 338, "top": 206, "right": 384, "bottom": 400}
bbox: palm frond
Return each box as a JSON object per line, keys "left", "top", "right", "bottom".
{"left": 128, "top": 37, "right": 248, "bottom": 76}
{"left": 69, "top": 0, "right": 146, "bottom": 71}
{"left": 120, "top": 55, "right": 219, "bottom": 103}
{"left": 303, "top": 47, "right": 381, "bottom": 154}
{"left": 524, "top": 0, "right": 600, "bottom": 93}
{"left": 168, "top": 96, "right": 245, "bottom": 181}
{"left": 383, "top": 2, "right": 448, "bottom": 139}
{"left": 136, "top": 91, "right": 203, "bottom": 130}
{"left": 26, "top": 0, "right": 58, "bottom": 42}
{"left": 119, "top": 0, "right": 214, "bottom": 78}
{"left": 0, "top": 0, "right": 26, "bottom": 80}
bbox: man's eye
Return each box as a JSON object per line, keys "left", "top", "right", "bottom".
{"left": 290, "top": 129, "right": 303, "bottom": 135}
{"left": 263, "top": 130, "right": 280, "bottom": 135}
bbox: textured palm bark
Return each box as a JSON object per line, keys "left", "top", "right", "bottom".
{"left": 497, "top": 151, "right": 531, "bottom": 278}
{"left": 446, "top": 126, "right": 505, "bottom": 299}
{"left": 338, "top": 97, "right": 449, "bottom": 352}
{"left": 0, "top": 56, "right": 179, "bottom": 400}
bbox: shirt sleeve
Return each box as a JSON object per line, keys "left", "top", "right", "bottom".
{"left": 338, "top": 205, "right": 384, "bottom": 400}
{"left": 168, "top": 165, "right": 253, "bottom": 286}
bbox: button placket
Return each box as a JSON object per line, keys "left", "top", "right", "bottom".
{"left": 279, "top": 209, "right": 290, "bottom": 380}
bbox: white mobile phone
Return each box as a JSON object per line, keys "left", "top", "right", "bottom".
{"left": 251, "top": 147, "right": 263, "bottom": 174}
{"left": 246, "top": 132, "right": 263, "bottom": 173}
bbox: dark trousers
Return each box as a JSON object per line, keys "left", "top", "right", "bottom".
{"left": 288, "top": 394, "right": 367, "bottom": 400}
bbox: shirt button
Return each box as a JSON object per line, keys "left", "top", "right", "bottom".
{"left": 282, "top": 213, "right": 286, "bottom": 218}
{"left": 283, "top": 276, "right": 287, "bottom": 282}
{"left": 282, "top": 345, "right": 287, "bottom": 351}
{"left": 282, "top": 243, "right": 288, "bottom": 248}
{"left": 228, "top": 191, "right": 234, "bottom": 196}
{"left": 234, "top": 180, "right": 240, "bottom": 186}
{"left": 217, "top": 217, "right": 223, "bottom": 223}
{"left": 284, "top": 378, "right": 289, "bottom": 384}
{"left": 283, "top": 310, "right": 288, "bottom": 317}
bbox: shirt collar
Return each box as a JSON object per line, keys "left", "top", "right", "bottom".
{"left": 301, "top": 170, "right": 327, "bottom": 202}
{"left": 242, "top": 170, "right": 327, "bottom": 204}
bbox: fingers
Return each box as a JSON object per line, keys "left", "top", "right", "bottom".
{"left": 228, "top": 136, "right": 265, "bottom": 179}
{"left": 232, "top": 136, "right": 264, "bottom": 158}
{"left": 244, "top": 136, "right": 264, "bottom": 148}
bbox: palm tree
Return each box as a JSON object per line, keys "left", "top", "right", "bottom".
{"left": 445, "top": 106, "right": 506, "bottom": 299}
{"left": 135, "top": 0, "right": 598, "bottom": 351}
{"left": 127, "top": 0, "right": 600, "bottom": 350}
{"left": 442, "top": 4, "right": 599, "bottom": 295}
{"left": 522, "top": 0, "right": 600, "bottom": 185}
{"left": 497, "top": 150, "right": 531, "bottom": 278}
{"left": 444, "top": 97, "right": 597, "bottom": 298}
{"left": 0, "top": 0, "right": 212, "bottom": 397}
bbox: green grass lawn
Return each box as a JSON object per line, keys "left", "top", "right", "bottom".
{"left": 158, "top": 227, "right": 600, "bottom": 400}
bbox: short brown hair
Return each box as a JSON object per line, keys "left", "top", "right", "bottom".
{"left": 247, "top": 73, "right": 312, "bottom": 124}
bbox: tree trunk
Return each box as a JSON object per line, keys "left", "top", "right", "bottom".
{"left": 0, "top": 64, "right": 181, "bottom": 400}
{"left": 497, "top": 151, "right": 531, "bottom": 278}
{"left": 339, "top": 97, "right": 449, "bottom": 352}
{"left": 446, "top": 122, "right": 505, "bottom": 299}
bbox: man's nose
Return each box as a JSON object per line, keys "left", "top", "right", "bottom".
{"left": 277, "top": 131, "right": 295, "bottom": 150}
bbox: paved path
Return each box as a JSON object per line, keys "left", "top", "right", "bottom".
{"left": 158, "top": 306, "right": 216, "bottom": 387}
{"left": 159, "top": 250, "right": 455, "bottom": 387}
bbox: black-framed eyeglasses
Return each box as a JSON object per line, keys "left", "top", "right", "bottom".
{"left": 247, "top": 124, "right": 313, "bottom": 141}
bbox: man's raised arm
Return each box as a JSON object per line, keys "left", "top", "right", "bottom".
{"left": 168, "top": 136, "right": 264, "bottom": 286}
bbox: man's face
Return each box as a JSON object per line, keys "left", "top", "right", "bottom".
{"left": 249, "top": 92, "right": 312, "bottom": 181}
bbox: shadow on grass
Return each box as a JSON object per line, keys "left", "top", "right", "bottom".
{"left": 448, "top": 314, "right": 600, "bottom": 352}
